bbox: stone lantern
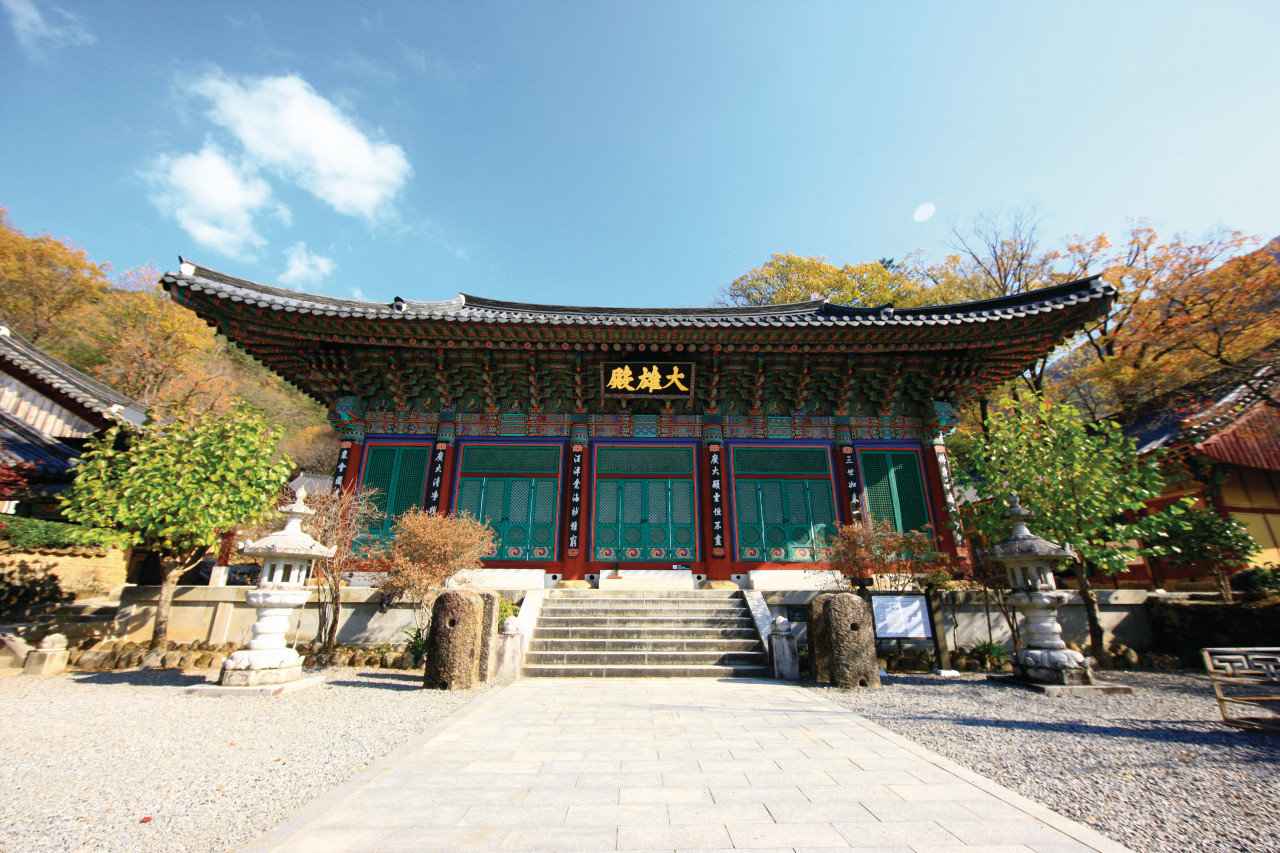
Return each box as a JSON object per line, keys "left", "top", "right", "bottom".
{"left": 218, "top": 489, "right": 335, "bottom": 687}
{"left": 981, "top": 494, "right": 1094, "bottom": 687}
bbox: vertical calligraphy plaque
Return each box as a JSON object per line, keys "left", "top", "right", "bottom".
{"left": 708, "top": 443, "right": 725, "bottom": 557}
{"left": 424, "top": 442, "right": 448, "bottom": 514}
{"left": 566, "top": 442, "right": 585, "bottom": 557}
{"left": 332, "top": 442, "right": 351, "bottom": 490}
{"left": 840, "top": 445, "right": 862, "bottom": 521}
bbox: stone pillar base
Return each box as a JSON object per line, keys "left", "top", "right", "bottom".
{"left": 219, "top": 662, "right": 303, "bottom": 686}
{"left": 24, "top": 649, "right": 69, "bottom": 675}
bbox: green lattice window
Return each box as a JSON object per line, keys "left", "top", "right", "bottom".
{"left": 733, "top": 446, "right": 837, "bottom": 562}
{"left": 360, "top": 445, "right": 431, "bottom": 542}
{"left": 858, "top": 450, "right": 931, "bottom": 532}
{"left": 594, "top": 446, "right": 696, "bottom": 562}
{"left": 456, "top": 444, "right": 561, "bottom": 561}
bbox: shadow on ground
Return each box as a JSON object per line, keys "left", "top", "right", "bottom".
{"left": 70, "top": 669, "right": 210, "bottom": 688}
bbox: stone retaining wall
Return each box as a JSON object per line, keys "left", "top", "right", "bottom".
{"left": 1, "top": 548, "right": 129, "bottom": 598}
{"left": 115, "top": 586, "right": 529, "bottom": 647}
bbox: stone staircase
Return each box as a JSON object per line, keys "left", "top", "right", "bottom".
{"left": 523, "top": 589, "right": 770, "bottom": 678}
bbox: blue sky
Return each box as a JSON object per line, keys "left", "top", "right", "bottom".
{"left": 2, "top": 1, "right": 1277, "bottom": 307}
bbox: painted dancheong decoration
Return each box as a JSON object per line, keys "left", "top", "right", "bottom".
{"left": 164, "top": 260, "right": 1113, "bottom": 587}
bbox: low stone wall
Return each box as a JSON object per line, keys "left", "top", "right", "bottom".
{"left": 1147, "top": 596, "right": 1280, "bottom": 664}
{"left": 115, "top": 585, "right": 529, "bottom": 647}
{"left": 762, "top": 588, "right": 1153, "bottom": 653}
{"left": 1, "top": 548, "right": 129, "bottom": 598}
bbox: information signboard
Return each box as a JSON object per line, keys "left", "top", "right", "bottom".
{"left": 871, "top": 593, "right": 933, "bottom": 640}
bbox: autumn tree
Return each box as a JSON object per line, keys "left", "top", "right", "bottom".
{"left": 376, "top": 509, "right": 497, "bottom": 631}
{"left": 719, "top": 253, "right": 923, "bottom": 308}
{"left": 1053, "top": 223, "right": 1280, "bottom": 414}
{"left": 82, "top": 265, "right": 231, "bottom": 415}
{"left": 0, "top": 206, "right": 110, "bottom": 345}
{"left": 61, "top": 407, "right": 292, "bottom": 647}
{"left": 958, "top": 396, "right": 1178, "bottom": 663}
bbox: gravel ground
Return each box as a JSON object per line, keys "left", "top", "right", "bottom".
{"left": 821, "top": 670, "right": 1280, "bottom": 853}
{"left": 0, "top": 667, "right": 483, "bottom": 853}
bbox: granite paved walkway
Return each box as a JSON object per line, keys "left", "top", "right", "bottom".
{"left": 243, "top": 678, "right": 1132, "bottom": 853}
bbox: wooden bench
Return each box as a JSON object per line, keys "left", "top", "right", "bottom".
{"left": 1201, "top": 647, "right": 1280, "bottom": 731}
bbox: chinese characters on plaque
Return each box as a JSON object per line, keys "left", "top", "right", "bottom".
{"left": 566, "top": 443, "right": 584, "bottom": 556}
{"left": 332, "top": 442, "right": 352, "bottom": 490}
{"left": 708, "top": 443, "right": 725, "bottom": 557}
{"left": 839, "top": 445, "right": 862, "bottom": 521}
{"left": 424, "top": 443, "right": 448, "bottom": 514}
{"left": 600, "top": 362, "right": 695, "bottom": 398}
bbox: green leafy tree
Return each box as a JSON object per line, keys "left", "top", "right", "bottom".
{"left": 1144, "top": 506, "right": 1260, "bottom": 603}
{"left": 719, "top": 253, "right": 923, "bottom": 308}
{"left": 61, "top": 408, "right": 293, "bottom": 647}
{"left": 958, "top": 396, "right": 1177, "bottom": 662}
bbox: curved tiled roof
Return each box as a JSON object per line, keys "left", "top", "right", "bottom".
{"left": 0, "top": 325, "right": 148, "bottom": 429}
{"left": 167, "top": 259, "right": 1113, "bottom": 330}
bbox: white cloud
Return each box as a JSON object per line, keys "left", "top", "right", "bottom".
{"left": 913, "top": 202, "right": 936, "bottom": 223}
{"left": 146, "top": 145, "right": 282, "bottom": 259}
{"left": 189, "top": 72, "right": 411, "bottom": 219}
{"left": 279, "top": 242, "right": 334, "bottom": 287}
{"left": 2, "top": 0, "right": 95, "bottom": 59}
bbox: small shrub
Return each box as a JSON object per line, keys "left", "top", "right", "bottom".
{"left": 498, "top": 597, "right": 520, "bottom": 623}
{"left": 0, "top": 516, "right": 124, "bottom": 553}
{"left": 400, "top": 626, "right": 431, "bottom": 660}
{"left": 968, "top": 640, "right": 1009, "bottom": 668}
{"left": 1232, "top": 565, "right": 1280, "bottom": 593}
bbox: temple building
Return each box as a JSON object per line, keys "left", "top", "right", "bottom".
{"left": 0, "top": 324, "right": 147, "bottom": 518}
{"left": 163, "top": 261, "right": 1112, "bottom": 589}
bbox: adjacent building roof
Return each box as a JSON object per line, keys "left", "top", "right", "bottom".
{"left": 0, "top": 408, "right": 80, "bottom": 475}
{"left": 0, "top": 325, "right": 148, "bottom": 430}
{"left": 1120, "top": 345, "right": 1280, "bottom": 471}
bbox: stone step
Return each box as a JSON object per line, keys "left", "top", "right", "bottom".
{"left": 522, "top": 664, "right": 771, "bottom": 678}
{"left": 529, "top": 638, "right": 764, "bottom": 653}
{"left": 547, "top": 589, "right": 741, "bottom": 599}
{"left": 533, "top": 626, "right": 761, "bottom": 641}
{"left": 532, "top": 616, "right": 756, "bottom": 629}
{"left": 537, "top": 604, "right": 749, "bottom": 618}
{"left": 526, "top": 650, "right": 769, "bottom": 666}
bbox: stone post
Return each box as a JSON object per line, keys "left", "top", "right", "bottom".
{"left": 807, "top": 592, "right": 835, "bottom": 683}
{"left": 23, "top": 633, "right": 69, "bottom": 675}
{"left": 493, "top": 616, "right": 527, "bottom": 681}
{"left": 826, "top": 593, "right": 881, "bottom": 689}
{"left": 769, "top": 616, "right": 800, "bottom": 681}
{"left": 425, "top": 590, "right": 483, "bottom": 690}
{"left": 476, "top": 590, "right": 500, "bottom": 683}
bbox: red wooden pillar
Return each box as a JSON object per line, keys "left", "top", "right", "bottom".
{"left": 433, "top": 440, "right": 458, "bottom": 515}
{"left": 702, "top": 440, "right": 730, "bottom": 580}
{"left": 561, "top": 441, "right": 589, "bottom": 580}
{"left": 921, "top": 439, "right": 967, "bottom": 566}
{"left": 338, "top": 438, "right": 364, "bottom": 492}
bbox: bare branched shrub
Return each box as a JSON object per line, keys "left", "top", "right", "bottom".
{"left": 377, "top": 509, "right": 497, "bottom": 631}
{"left": 241, "top": 486, "right": 386, "bottom": 652}
{"left": 829, "top": 517, "right": 946, "bottom": 590}
{"left": 302, "top": 487, "right": 386, "bottom": 651}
